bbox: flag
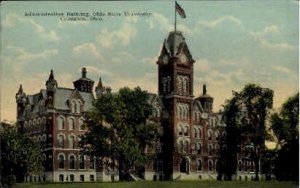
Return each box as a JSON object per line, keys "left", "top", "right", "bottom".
{"left": 175, "top": 2, "right": 186, "bottom": 18}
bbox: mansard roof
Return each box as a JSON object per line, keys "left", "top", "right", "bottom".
{"left": 54, "top": 87, "right": 94, "bottom": 111}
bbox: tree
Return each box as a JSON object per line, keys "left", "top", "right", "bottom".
{"left": 81, "top": 87, "right": 160, "bottom": 181}
{"left": 221, "top": 84, "right": 273, "bottom": 181}
{"left": 0, "top": 122, "right": 43, "bottom": 187}
{"left": 270, "top": 93, "right": 299, "bottom": 180}
{"left": 220, "top": 96, "right": 242, "bottom": 180}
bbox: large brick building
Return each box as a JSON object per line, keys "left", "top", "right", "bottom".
{"left": 16, "top": 31, "right": 259, "bottom": 182}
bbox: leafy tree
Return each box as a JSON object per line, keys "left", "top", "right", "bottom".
{"left": 219, "top": 96, "right": 242, "bottom": 180}
{"left": 0, "top": 122, "right": 43, "bottom": 187}
{"left": 236, "top": 84, "right": 273, "bottom": 181}
{"left": 270, "top": 93, "right": 299, "bottom": 180}
{"left": 221, "top": 84, "right": 273, "bottom": 181}
{"left": 81, "top": 87, "right": 160, "bottom": 181}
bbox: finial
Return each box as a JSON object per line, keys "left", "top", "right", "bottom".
{"left": 18, "top": 84, "right": 23, "bottom": 93}
{"left": 98, "top": 77, "right": 103, "bottom": 88}
{"left": 203, "top": 84, "right": 207, "bottom": 95}
{"left": 49, "top": 69, "right": 54, "bottom": 80}
{"left": 82, "top": 67, "right": 87, "bottom": 78}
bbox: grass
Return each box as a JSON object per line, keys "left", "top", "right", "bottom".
{"left": 15, "top": 180, "right": 299, "bottom": 188}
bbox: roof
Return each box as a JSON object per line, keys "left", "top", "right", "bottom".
{"left": 164, "top": 31, "right": 185, "bottom": 57}
{"left": 54, "top": 88, "right": 94, "bottom": 111}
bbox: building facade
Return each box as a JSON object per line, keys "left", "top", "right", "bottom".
{"left": 16, "top": 31, "right": 261, "bottom": 182}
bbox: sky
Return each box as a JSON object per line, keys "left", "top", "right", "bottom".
{"left": 0, "top": 1, "right": 299, "bottom": 123}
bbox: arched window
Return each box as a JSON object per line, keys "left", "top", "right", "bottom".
{"left": 194, "top": 128, "right": 197, "bottom": 138}
{"left": 215, "top": 131, "right": 220, "bottom": 140}
{"left": 69, "top": 135, "right": 75, "bottom": 149}
{"left": 184, "top": 140, "right": 189, "bottom": 153}
{"left": 59, "top": 174, "right": 64, "bottom": 182}
{"left": 198, "top": 128, "right": 202, "bottom": 138}
{"left": 58, "top": 135, "right": 64, "bottom": 148}
{"left": 76, "top": 100, "right": 81, "bottom": 113}
{"left": 57, "top": 117, "right": 64, "bottom": 130}
{"left": 79, "top": 119, "right": 84, "bottom": 131}
{"left": 197, "top": 159, "right": 202, "bottom": 171}
{"left": 89, "top": 156, "right": 95, "bottom": 169}
{"left": 179, "top": 140, "right": 184, "bottom": 153}
{"left": 58, "top": 154, "right": 64, "bottom": 169}
{"left": 69, "top": 155, "right": 75, "bottom": 169}
{"left": 177, "top": 76, "right": 183, "bottom": 95}
{"left": 70, "top": 175, "right": 74, "bottom": 182}
{"left": 69, "top": 118, "right": 75, "bottom": 130}
{"left": 79, "top": 155, "right": 84, "bottom": 169}
{"left": 208, "top": 130, "right": 212, "bottom": 140}
{"left": 195, "top": 143, "right": 201, "bottom": 154}
{"left": 215, "top": 145, "right": 220, "bottom": 155}
{"left": 238, "top": 160, "right": 242, "bottom": 171}
{"left": 71, "top": 101, "right": 76, "bottom": 113}
{"left": 178, "top": 125, "right": 183, "bottom": 136}
{"left": 208, "top": 144, "right": 213, "bottom": 155}
{"left": 208, "top": 160, "right": 213, "bottom": 171}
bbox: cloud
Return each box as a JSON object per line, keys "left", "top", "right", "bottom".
{"left": 273, "top": 65, "right": 291, "bottom": 74}
{"left": 3, "top": 14, "right": 60, "bottom": 42}
{"left": 195, "top": 16, "right": 242, "bottom": 30}
{"left": 80, "top": 66, "right": 112, "bottom": 77}
{"left": 250, "top": 25, "right": 295, "bottom": 50}
{"left": 72, "top": 43, "right": 104, "bottom": 62}
{"left": 97, "top": 22, "right": 137, "bottom": 49}
{"left": 4, "top": 46, "right": 58, "bottom": 71}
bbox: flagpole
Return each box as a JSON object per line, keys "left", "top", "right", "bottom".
{"left": 174, "top": 1, "right": 177, "bottom": 32}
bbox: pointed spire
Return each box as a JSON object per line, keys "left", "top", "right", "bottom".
{"left": 18, "top": 84, "right": 23, "bottom": 94}
{"left": 97, "top": 77, "right": 103, "bottom": 88}
{"left": 49, "top": 69, "right": 54, "bottom": 80}
{"left": 203, "top": 84, "right": 207, "bottom": 95}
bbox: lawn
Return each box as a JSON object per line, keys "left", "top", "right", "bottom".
{"left": 15, "top": 181, "right": 299, "bottom": 188}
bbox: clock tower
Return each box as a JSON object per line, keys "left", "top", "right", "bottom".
{"left": 157, "top": 31, "right": 195, "bottom": 180}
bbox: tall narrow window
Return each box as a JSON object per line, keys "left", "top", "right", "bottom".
{"left": 79, "top": 119, "right": 84, "bottom": 131}
{"left": 69, "top": 118, "right": 74, "bottom": 130}
{"left": 69, "top": 155, "right": 75, "bottom": 169}
{"left": 76, "top": 100, "right": 81, "bottom": 113}
{"left": 197, "top": 159, "right": 202, "bottom": 171}
{"left": 208, "top": 160, "right": 213, "bottom": 171}
{"left": 58, "top": 135, "right": 64, "bottom": 148}
{"left": 79, "top": 155, "right": 84, "bottom": 169}
{"left": 89, "top": 156, "right": 95, "bottom": 169}
{"left": 58, "top": 155, "right": 64, "bottom": 169}
{"left": 72, "top": 101, "right": 76, "bottom": 113}
{"left": 57, "top": 117, "right": 64, "bottom": 130}
{"left": 69, "top": 135, "right": 75, "bottom": 149}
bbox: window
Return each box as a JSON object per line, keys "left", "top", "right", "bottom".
{"left": 79, "top": 119, "right": 84, "bottom": 131}
{"left": 69, "top": 135, "right": 75, "bottom": 149}
{"left": 59, "top": 174, "right": 64, "bottom": 182}
{"left": 195, "top": 143, "right": 201, "bottom": 154}
{"left": 90, "top": 175, "right": 94, "bottom": 182}
{"left": 184, "top": 126, "right": 189, "bottom": 136}
{"left": 57, "top": 117, "right": 64, "bottom": 130}
{"left": 72, "top": 101, "right": 76, "bottom": 113}
{"left": 69, "top": 155, "right": 75, "bottom": 169}
{"left": 89, "top": 156, "right": 95, "bottom": 169}
{"left": 79, "top": 155, "right": 85, "bottom": 169}
{"left": 208, "top": 145, "right": 213, "bottom": 155}
{"left": 58, "top": 155, "right": 64, "bottom": 169}
{"left": 208, "top": 130, "right": 212, "bottom": 140}
{"left": 194, "top": 128, "right": 197, "bottom": 138}
{"left": 58, "top": 135, "right": 64, "bottom": 148}
{"left": 208, "top": 160, "right": 213, "bottom": 171}
{"left": 70, "top": 175, "right": 74, "bottom": 182}
{"left": 215, "top": 131, "right": 220, "bottom": 140}
{"left": 184, "top": 141, "right": 189, "bottom": 153}
{"left": 69, "top": 118, "right": 75, "bottom": 130}
{"left": 76, "top": 100, "right": 81, "bottom": 113}
{"left": 178, "top": 125, "right": 182, "bottom": 136}
{"left": 179, "top": 140, "right": 184, "bottom": 153}
{"left": 198, "top": 128, "right": 202, "bottom": 138}
{"left": 80, "top": 175, "right": 84, "bottom": 182}
{"left": 197, "top": 159, "right": 202, "bottom": 171}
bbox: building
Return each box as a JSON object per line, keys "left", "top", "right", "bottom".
{"left": 16, "top": 31, "right": 229, "bottom": 182}
{"left": 144, "top": 31, "right": 226, "bottom": 180}
{"left": 15, "top": 68, "right": 114, "bottom": 182}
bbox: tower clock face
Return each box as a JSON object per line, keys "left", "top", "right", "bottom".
{"left": 180, "top": 54, "right": 187, "bottom": 64}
